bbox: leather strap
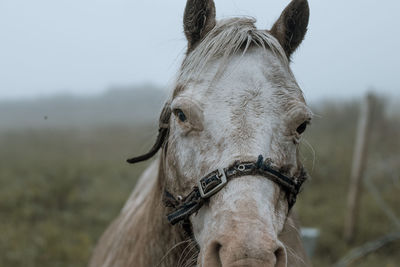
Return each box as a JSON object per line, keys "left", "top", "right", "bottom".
{"left": 166, "top": 155, "right": 307, "bottom": 225}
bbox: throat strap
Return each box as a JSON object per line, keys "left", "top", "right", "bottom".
{"left": 166, "top": 155, "right": 307, "bottom": 225}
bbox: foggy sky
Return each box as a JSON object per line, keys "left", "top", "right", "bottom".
{"left": 1, "top": 0, "right": 399, "bottom": 101}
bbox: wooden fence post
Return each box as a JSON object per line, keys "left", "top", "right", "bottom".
{"left": 344, "top": 93, "right": 375, "bottom": 243}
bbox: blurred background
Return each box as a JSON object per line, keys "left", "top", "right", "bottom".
{"left": 1, "top": 0, "right": 399, "bottom": 266}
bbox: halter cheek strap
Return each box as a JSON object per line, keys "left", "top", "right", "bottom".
{"left": 165, "top": 155, "right": 308, "bottom": 225}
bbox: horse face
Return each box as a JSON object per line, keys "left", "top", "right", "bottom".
{"left": 163, "top": 1, "right": 311, "bottom": 266}
{"left": 166, "top": 46, "right": 311, "bottom": 266}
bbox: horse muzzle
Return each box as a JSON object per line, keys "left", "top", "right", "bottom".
{"left": 202, "top": 235, "right": 287, "bottom": 267}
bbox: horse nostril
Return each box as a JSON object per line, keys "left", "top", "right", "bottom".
{"left": 274, "top": 246, "right": 287, "bottom": 267}
{"left": 203, "top": 241, "right": 223, "bottom": 267}
{"left": 215, "top": 242, "right": 223, "bottom": 266}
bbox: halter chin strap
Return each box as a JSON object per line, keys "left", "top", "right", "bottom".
{"left": 165, "top": 155, "right": 307, "bottom": 225}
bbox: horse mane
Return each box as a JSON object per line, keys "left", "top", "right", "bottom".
{"left": 176, "top": 17, "right": 289, "bottom": 89}
{"left": 127, "top": 103, "right": 171, "bottom": 164}
{"left": 129, "top": 17, "right": 291, "bottom": 164}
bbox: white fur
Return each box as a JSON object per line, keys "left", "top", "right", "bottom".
{"left": 167, "top": 45, "right": 312, "bottom": 265}
{"left": 89, "top": 13, "right": 312, "bottom": 267}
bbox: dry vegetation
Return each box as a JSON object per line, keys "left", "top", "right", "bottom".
{"left": 0, "top": 92, "right": 399, "bottom": 266}
{"left": 297, "top": 99, "right": 400, "bottom": 266}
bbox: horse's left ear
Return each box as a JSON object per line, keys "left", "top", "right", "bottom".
{"left": 183, "top": 0, "right": 216, "bottom": 52}
{"left": 270, "top": 0, "right": 309, "bottom": 59}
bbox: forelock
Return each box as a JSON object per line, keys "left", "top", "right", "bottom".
{"left": 174, "top": 17, "right": 289, "bottom": 96}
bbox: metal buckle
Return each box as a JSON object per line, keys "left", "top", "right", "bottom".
{"left": 237, "top": 164, "right": 246, "bottom": 171}
{"left": 198, "top": 168, "right": 227, "bottom": 198}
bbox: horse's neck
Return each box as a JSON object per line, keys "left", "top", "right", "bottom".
{"left": 90, "top": 159, "right": 188, "bottom": 267}
{"left": 136, "top": 178, "right": 186, "bottom": 266}
{"left": 128, "top": 159, "right": 188, "bottom": 266}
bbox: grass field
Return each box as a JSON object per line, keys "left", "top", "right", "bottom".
{"left": 0, "top": 99, "right": 399, "bottom": 267}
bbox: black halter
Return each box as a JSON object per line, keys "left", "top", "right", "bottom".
{"left": 164, "top": 155, "right": 307, "bottom": 225}
{"left": 126, "top": 106, "right": 307, "bottom": 228}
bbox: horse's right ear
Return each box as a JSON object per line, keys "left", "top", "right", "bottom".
{"left": 183, "top": 0, "right": 216, "bottom": 52}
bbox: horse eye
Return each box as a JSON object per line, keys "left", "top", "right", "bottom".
{"left": 175, "top": 109, "right": 187, "bottom": 122}
{"left": 296, "top": 121, "right": 308, "bottom": 135}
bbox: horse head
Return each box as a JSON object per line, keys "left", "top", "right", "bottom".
{"left": 129, "top": 1, "right": 311, "bottom": 266}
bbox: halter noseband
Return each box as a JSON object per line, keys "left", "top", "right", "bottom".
{"left": 126, "top": 107, "right": 307, "bottom": 228}
{"left": 165, "top": 155, "right": 307, "bottom": 225}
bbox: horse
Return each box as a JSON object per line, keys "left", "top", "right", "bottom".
{"left": 89, "top": 0, "right": 312, "bottom": 266}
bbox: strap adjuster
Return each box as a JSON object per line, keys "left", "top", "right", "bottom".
{"left": 198, "top": 168, "right": 227, "bottom": 198}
